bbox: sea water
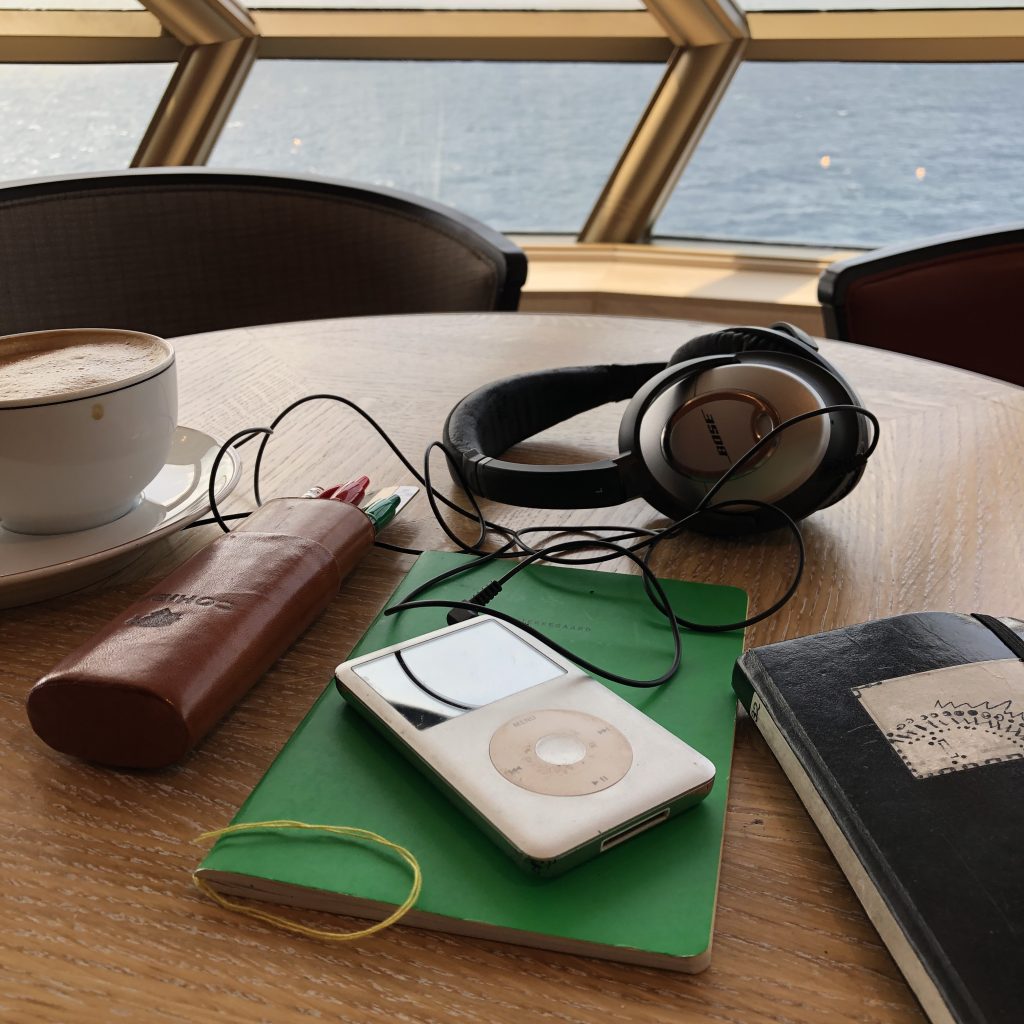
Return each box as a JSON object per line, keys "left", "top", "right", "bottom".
{"left": 2, "top": 59, "right": 1023, "bottom": 249}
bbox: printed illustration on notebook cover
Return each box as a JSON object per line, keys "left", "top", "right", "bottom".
{"left": 854, "top": 659, "right": 1024, "bottom": 779}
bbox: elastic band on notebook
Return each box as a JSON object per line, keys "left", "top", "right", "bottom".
{"left": 972, "top": 614, "right": 1024, "bottom": 661}
{"left": 191, "top": 819, "right": 422, "bottom": 941}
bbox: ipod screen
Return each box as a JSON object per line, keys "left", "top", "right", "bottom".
{"left": 352, "top": 619, "right": 566, "bottom": 729}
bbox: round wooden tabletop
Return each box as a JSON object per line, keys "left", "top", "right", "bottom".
{"left": 3, "top": 313, "right": 1022, "bottom": 1024}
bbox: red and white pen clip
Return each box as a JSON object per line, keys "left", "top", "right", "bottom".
{"left": 302, "top": 479, "right": 418, "bottom": 532}
{"left": 302, "top": 476, "right": 370, "bottom": 505}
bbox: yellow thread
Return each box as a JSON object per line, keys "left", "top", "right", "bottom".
{"left": 191, "top": 819, "right": 422, "bottom": 942}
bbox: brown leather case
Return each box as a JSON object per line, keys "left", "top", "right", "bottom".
{"left": 26, "top": 498, "right": 374, "bottom": 768}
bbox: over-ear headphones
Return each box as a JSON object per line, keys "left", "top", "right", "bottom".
{"left": 442, "top": 322, "right": 873, "bottom": 535}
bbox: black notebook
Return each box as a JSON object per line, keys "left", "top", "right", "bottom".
{"left": 732, "top": 612, "right": 1024, "bottom": 1024}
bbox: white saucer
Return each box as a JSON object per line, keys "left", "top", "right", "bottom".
{"left": 0, "top": 425, "right": 241, "bottom": 609}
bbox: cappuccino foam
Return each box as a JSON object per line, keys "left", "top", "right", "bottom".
{"left": 0, "top": 333, "right": 169, "bottom": 403}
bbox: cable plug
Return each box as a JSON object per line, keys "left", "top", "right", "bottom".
{"left": 470, "top": 580, "right": 502, "bottom": 606}
{"left": 444, "top": 580, "right": 504, "bottom": 626}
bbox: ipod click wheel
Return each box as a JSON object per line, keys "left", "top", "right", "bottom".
{"left": 489, "top": 709, "right": 633, "bottom": 797}
{"left": 334, "top": 616, "right": 716, "bottom": 875}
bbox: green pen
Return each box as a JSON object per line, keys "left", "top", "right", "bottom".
{"left": 363, "top": 494, "right": 401, "bottom": 533}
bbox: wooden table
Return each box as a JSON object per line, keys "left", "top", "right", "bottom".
{"left": 3, "top": 313, "right": 1022, "bottom": 1024}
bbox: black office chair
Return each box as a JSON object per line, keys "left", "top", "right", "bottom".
{"left": 0, "top": 169, "right": 527, "bottom": 339}
{"left": 818, "top": 223, "right": 1024, "bottom": 387}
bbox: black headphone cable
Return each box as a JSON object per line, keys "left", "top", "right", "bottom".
{"left": 194, "top": 395, "right": 879, "bottom": 689}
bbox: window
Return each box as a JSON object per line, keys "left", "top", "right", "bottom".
{"left": 0, "top": 1, "right": 142, "bottom": 9}
{"left": 248, "top": 1, "right": 644, "bottom": 9}
{"left": 211, "top": 59, "right": 662, "bottom": 232}
{"left": 0, "top": 63, "right": 174, "bottom": 181}
{"left": 657, "top": 61, "right": 1024, "bottom": 248}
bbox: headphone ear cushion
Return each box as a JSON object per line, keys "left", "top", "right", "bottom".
{"left": 669, "top": 323, "right": 822, "bottom": 366}
{"left": 667, "top": 327, "right": 756, "bottom": 367}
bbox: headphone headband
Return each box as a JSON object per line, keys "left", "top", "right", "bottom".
{"left": 443, "top": 362, "right": 663, "bottom": 508}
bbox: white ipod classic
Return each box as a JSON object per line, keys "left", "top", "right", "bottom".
{"left": 334, "top": 616, "right": 715, "bottom": 875}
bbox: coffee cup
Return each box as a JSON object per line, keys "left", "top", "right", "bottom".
{"left": 0, "top": 328, "right": 177, "bottom": 535}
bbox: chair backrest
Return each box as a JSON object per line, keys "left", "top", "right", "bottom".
{"left": 0, "top": 169, "right": 527, "bottom": 339}
{"left": 818, "top": 223, "right": 1024, "bottom": 387}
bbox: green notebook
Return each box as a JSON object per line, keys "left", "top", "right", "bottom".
{"left": 196, "top": 551, "right": 746, "bottom": 971}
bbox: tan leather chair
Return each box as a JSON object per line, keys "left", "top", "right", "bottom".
{"left": 0, "top": 169, "right": 527, "bottom": 339}
{"left": 818, "top": 223, "right": 1024, "bottom": 386}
